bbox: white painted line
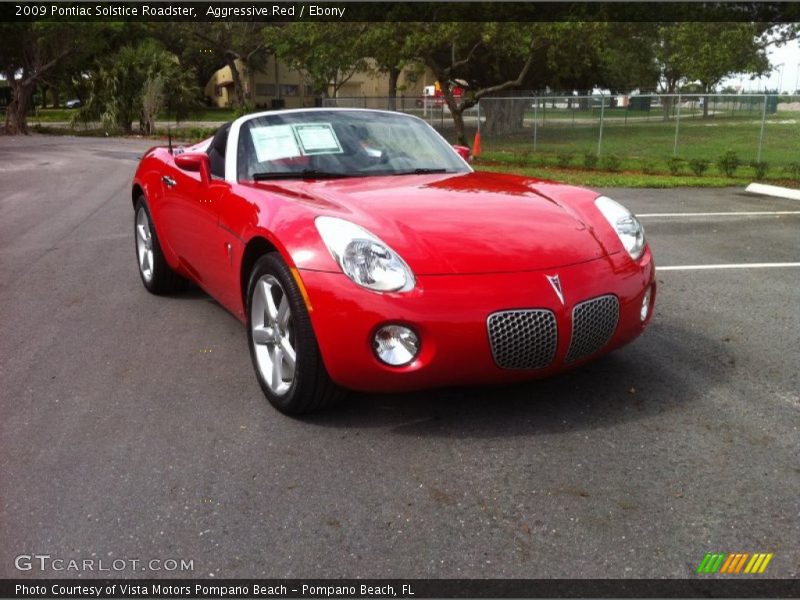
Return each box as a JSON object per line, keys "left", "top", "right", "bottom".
{"left": 639, "top": 211, "right": 800, "bottom": 218}
{"left": 658, "top": 262, "right": 800, "bottom": 271}
{"left": 745, "top": 183, "right": 800, "bottom": 201}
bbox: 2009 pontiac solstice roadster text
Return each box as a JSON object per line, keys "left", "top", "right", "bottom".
{"left": 132, "top": 108, "right": 655, "bottom": 414}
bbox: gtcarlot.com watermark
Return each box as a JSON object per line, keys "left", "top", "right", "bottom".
{"left": 15, "top": 554, "right": 194, "bottom": 573}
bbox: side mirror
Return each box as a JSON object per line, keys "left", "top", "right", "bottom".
{"left": 174, "top": 152, "right": 210, "bottom": 184}
{"left": 452, "top": 145, "right": 472, "bottom": 162}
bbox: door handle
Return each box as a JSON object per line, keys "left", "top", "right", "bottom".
{"left": 162, "top": 175, "right": 177, "bottom": 187}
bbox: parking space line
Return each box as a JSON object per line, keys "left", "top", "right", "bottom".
{"left": 638, "top": 211, "right": 800, "bottom": 218}
{"left": 658, "top": 262, "right": 800, "bottom": 271}
{"left": 745, "top": 182, "right": 800, "bottom": 201}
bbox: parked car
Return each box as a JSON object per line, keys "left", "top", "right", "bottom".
{"left": 132, "top": 109, "right": 655, "bottom": 414}
{"left": 65, "top": 99, "right": 82, "bottom": 109}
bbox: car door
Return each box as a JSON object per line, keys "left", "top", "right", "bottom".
{"left": 159, "top": 125, "right": 236, "bottom": 304}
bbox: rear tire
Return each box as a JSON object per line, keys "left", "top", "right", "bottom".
{"left": 134, "top": 196, "right": 183, "bottom": 294}
{"left": 246, "top": 253, "right": 344, "bottom": 414}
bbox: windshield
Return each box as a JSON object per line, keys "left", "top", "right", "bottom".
{"left": 236, "top": 110, "right": 470, "bottom": 181}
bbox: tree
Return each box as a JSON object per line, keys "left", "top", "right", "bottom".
{"left": 141, "top": 75, "right": 166, "bottom": 134}
{"left": 0, "top": 23, "right": 148, "bottom": 133}
{"left": 399, "top": 23, "right": 541, "bottom": 146}
{"left": 274, "top": 23, "right": 368, "bottom": 98}
{"left": 153, "top": 23, "right": 228, "bottom": 94}
{"left": 358, "top": 22, "right": 419, "bottom": 110}
{"left": 678, "top": 23, "right": 771, "bottom": 117}
{"left": 0, "top": 24, "right": 82, "bottom": 134}
{"left": 655, "top": 23, "right": 772, "bottom": 118}
{"left": 179, "top": 23, "right": 270, "bottom": 109}
{"left": 594, "top": 23, "right": 660, "bottom": 93}
{"left": 75, "top": 40, "right": 197, "bottom": 134}
{"left": 40, "top": 23, "right": 149, "bottom": 110}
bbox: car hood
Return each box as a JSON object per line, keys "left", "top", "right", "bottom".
{"left": 256, "top": 171, "right": 611, "bottom": 275}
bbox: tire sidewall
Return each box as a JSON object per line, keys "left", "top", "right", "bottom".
{"left": 134, "top": 198, "right": 158, "bottom": 292}
{"left": 134, "top": 196, "right": 181, "bottom": 294}
{"left": 246, "top": 253, "right": 317, "bottom": 413}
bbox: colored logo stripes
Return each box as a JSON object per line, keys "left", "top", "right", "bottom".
{"left": 696, "top": 552, "right": 773, "bottom": 574}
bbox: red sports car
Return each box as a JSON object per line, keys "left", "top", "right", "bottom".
{"left": 132, "top": 109, "right": 655, "bottom": 414}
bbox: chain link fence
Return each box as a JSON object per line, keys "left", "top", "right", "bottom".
{"left": 324, "top": 94, "right": 800, "bottom": 177}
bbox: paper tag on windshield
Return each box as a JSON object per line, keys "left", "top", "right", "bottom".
{"left": 294, "top": 123, "right": 342, "bottom": 155}
{"left": 249, "top": 125, "right": 301, "bottom": 162}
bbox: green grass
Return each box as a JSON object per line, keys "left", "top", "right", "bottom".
{"left": 29, "top": 108, "right": 76, "bottom": 121}
{"left": 30, "top": 123, "right": 218, "bottom": 143}
{"left": 469, "top": 113, "right": 800, "bottom": 187}
{"left": 480, "top": 116, "right": 799, "bottom": 166}
{"left": 28, "top": 106, "right": 236, "bottom": 123}
{"left": 474, "top": 162, "right": 754, "bottom": 188}
{"left": 522, "top": 105, "right": 788, "bottom": 122}
{"left": 180, "top": 107, "right": 236, "bottom": 122}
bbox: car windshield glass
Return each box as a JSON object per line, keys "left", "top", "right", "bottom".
{"left": 237, "top": 110, "right": 470, "bottom": 181}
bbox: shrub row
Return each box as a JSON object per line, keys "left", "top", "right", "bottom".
{"left": 516, "top": 151, "right": 798, "bottom": 180}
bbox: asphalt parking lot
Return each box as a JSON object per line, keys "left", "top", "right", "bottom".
{"left": 0, "top": 135, "right": 798, "bottom": 579}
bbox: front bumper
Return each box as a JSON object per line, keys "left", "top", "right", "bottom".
{"left": 299, "top": 248, "right": 655, "bottom": 393}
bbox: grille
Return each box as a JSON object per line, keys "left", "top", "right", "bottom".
{"left": 566, "top": 295, "right": 619, "bottom": 363}
{"left": 487, "top": 310, "right": 557, "bottom": 369}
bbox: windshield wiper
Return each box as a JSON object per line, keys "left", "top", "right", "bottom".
{"left": 394, "top": 168, "right": 450, "bottom": 175}
{"left": 253, "top": 169, "right": 360, "bottom": 181}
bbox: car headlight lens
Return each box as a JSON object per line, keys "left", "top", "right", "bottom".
{"left": 594, "top": 196, "right": 646, "bottom": 260}
{"left": 315, "top": 216, "right": 415, "bottom": 292}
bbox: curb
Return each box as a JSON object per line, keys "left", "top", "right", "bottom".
{"left": 745, "top": 183, "right": 800, "bottom": 201}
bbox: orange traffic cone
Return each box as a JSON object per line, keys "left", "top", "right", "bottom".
{"left": 473, "top": 130, "right": 481, "bottom": 158}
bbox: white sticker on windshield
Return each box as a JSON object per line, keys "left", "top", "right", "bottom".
{"left": 294, "top": 123, "right": 342, "bottom": 155}
{"left": 249, "top": 125, "right": 301, "bottom": 162}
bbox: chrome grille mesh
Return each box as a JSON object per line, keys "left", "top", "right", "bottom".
{"left": 566, "top": 295, "right": 619, "bottom": 363}
{"left": 487, "top": 310, "right": 557, "bottom": 369}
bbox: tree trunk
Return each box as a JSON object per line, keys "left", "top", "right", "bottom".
{"left": 387, "top": 66, "right": 400, "bottom": 111}
{"left": 481, "top": 97, "right": 528, "bottom": 136}
{"left": 5, "top": 79, "right": 36, "bottom": 135}
{"left": 578, "top": 90, "right": 591, "bottom": 110}
{"left": 662, "top": 79, "right": 678, "bottom": 122}
{"left": 225, "top": 52, "right": 247, "bottom": 109}
{"left": 702, "top": 84, "right": 710, "bottom": 118}
{"left": 115, "top": 110, "right": 133, "bottom": 135}
{"left": 443, "top": 92, "right": 467, "bottom": 146}
{"left": 52, "top": 87, "right": 61, "bottom": 108}
{"left": 662, "top": 96, "right": 673, "bottom": 121}
{"left": 40, "top": 84, "right": 48, "bottom": 108}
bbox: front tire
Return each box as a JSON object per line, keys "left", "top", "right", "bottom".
{"left": 134, "top": 197, "right": 183, "bottom": 294}
{"left": 246, "top": 253, "right": 343, "bottom": 414}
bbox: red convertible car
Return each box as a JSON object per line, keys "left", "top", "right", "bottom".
{"left": 132, "top": 109, "right": 655, "bottom": 414}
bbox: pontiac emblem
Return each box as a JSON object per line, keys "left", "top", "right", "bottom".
{"left": 546, "top": 274, "right": 565, "bottom": 305}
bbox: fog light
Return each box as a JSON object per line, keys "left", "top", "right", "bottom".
{"left": 373, "top": 325, "right": 419, "bottom": 366}
{"left": 640, "top": 286, "right": 652, "bottom": 321}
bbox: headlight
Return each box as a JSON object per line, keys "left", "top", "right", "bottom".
{"left": 315, "top": 216, "right": 415, "bottom": 292}
{"left": 594, "top": 196, "right": 646, "bottom": 260}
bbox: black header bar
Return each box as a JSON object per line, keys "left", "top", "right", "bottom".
{"left": 3, "top": 1, "right": 800, "bottom": 22}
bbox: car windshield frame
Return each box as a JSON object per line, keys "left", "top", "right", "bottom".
{"left": 232, "top": 109, "right": 471, "bottom": 182}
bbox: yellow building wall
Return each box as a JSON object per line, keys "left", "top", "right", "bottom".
{"left": 205, "top": 59, "right": 435, "bottom": 108}
{"left": 204, "top": 57, "right": 315, "bottom": 109}
{"left": 249, "top": 55, "right": 316, "bottom": 109}
{"left": 204, "top": 67, "right": 234, "bottom": 108}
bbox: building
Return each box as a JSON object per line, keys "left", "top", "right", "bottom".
{"left": 205, "top": 57, "right": 434, "bottom": 109}
{"left": 333, "top": 60, "right": 431, "bottom": 98}
{"left": 205, "top": 55, "right": 315, "bottom": 109}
